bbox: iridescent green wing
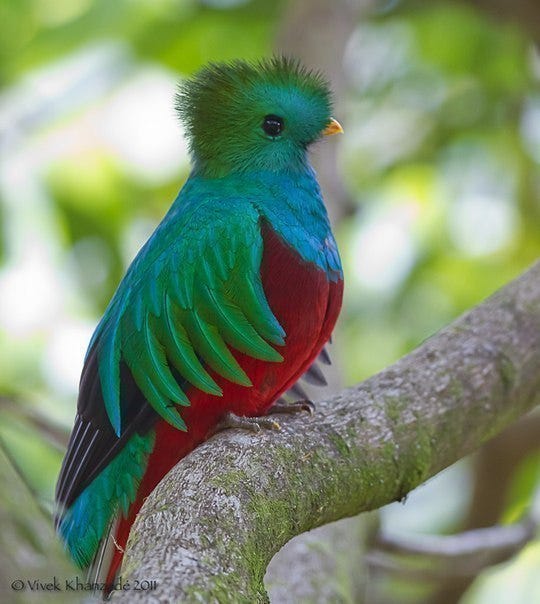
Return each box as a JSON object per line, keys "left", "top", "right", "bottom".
{"left": 95, "top": 199, "right": 285, "bottom": 436}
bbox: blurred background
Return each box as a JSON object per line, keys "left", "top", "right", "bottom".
{"left": 0, "top": 0, "right": 539, "bottom": 602}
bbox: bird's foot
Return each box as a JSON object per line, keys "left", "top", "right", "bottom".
{"left": 213, "top": 412, "right": 282, "bottom": 435}
{"left": 267, "top": 399, "right": 315, "bottom": 415}
{"left": 211, "top": 401, "right": 314, "bottom": 437}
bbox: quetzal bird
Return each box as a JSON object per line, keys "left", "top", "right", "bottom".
{"left": 55, "top": 56, "right": 344, "bottom": 588}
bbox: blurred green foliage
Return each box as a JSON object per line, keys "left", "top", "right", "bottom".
{"left": 0, "top": 0, "right": 539, "bottom": 602}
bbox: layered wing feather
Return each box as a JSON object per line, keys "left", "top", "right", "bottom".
{"left": 96, "top": 199, "right": 285, "bottom": 437}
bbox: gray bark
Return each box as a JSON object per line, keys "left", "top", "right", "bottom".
{"left": 114, "top": 261, "right": 540, "bottom": 603}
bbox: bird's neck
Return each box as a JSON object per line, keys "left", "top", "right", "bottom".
{"left": 191, "top": 151, "right": 310, "bottom": 180}
{"left": 189, "top": 163, "right": 330, "bottom": 233}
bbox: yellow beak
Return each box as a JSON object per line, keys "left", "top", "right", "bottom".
{"left": 323, "top": 117, "right": 344, "bottom": 136}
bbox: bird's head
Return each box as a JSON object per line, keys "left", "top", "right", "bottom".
{"left": 176, "top": 56, "right": 342, "bottom": 177}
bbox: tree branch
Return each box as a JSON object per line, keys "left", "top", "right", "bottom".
{"left": 368, "top": 514, "right": 538, "bottom": 580}
{"left": 114, "top": 261, "right": 540, "bottom": 603}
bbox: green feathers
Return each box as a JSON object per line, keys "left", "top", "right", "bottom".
{"left": 95, "top": 198, "right": 285, "bottom": 436}
{"left": 176, "top": 56, "right": 333, "bottom": 177}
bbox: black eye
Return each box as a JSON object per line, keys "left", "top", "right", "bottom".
{"left": 262, "top": 114, "right": 284, "bottom": 137}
